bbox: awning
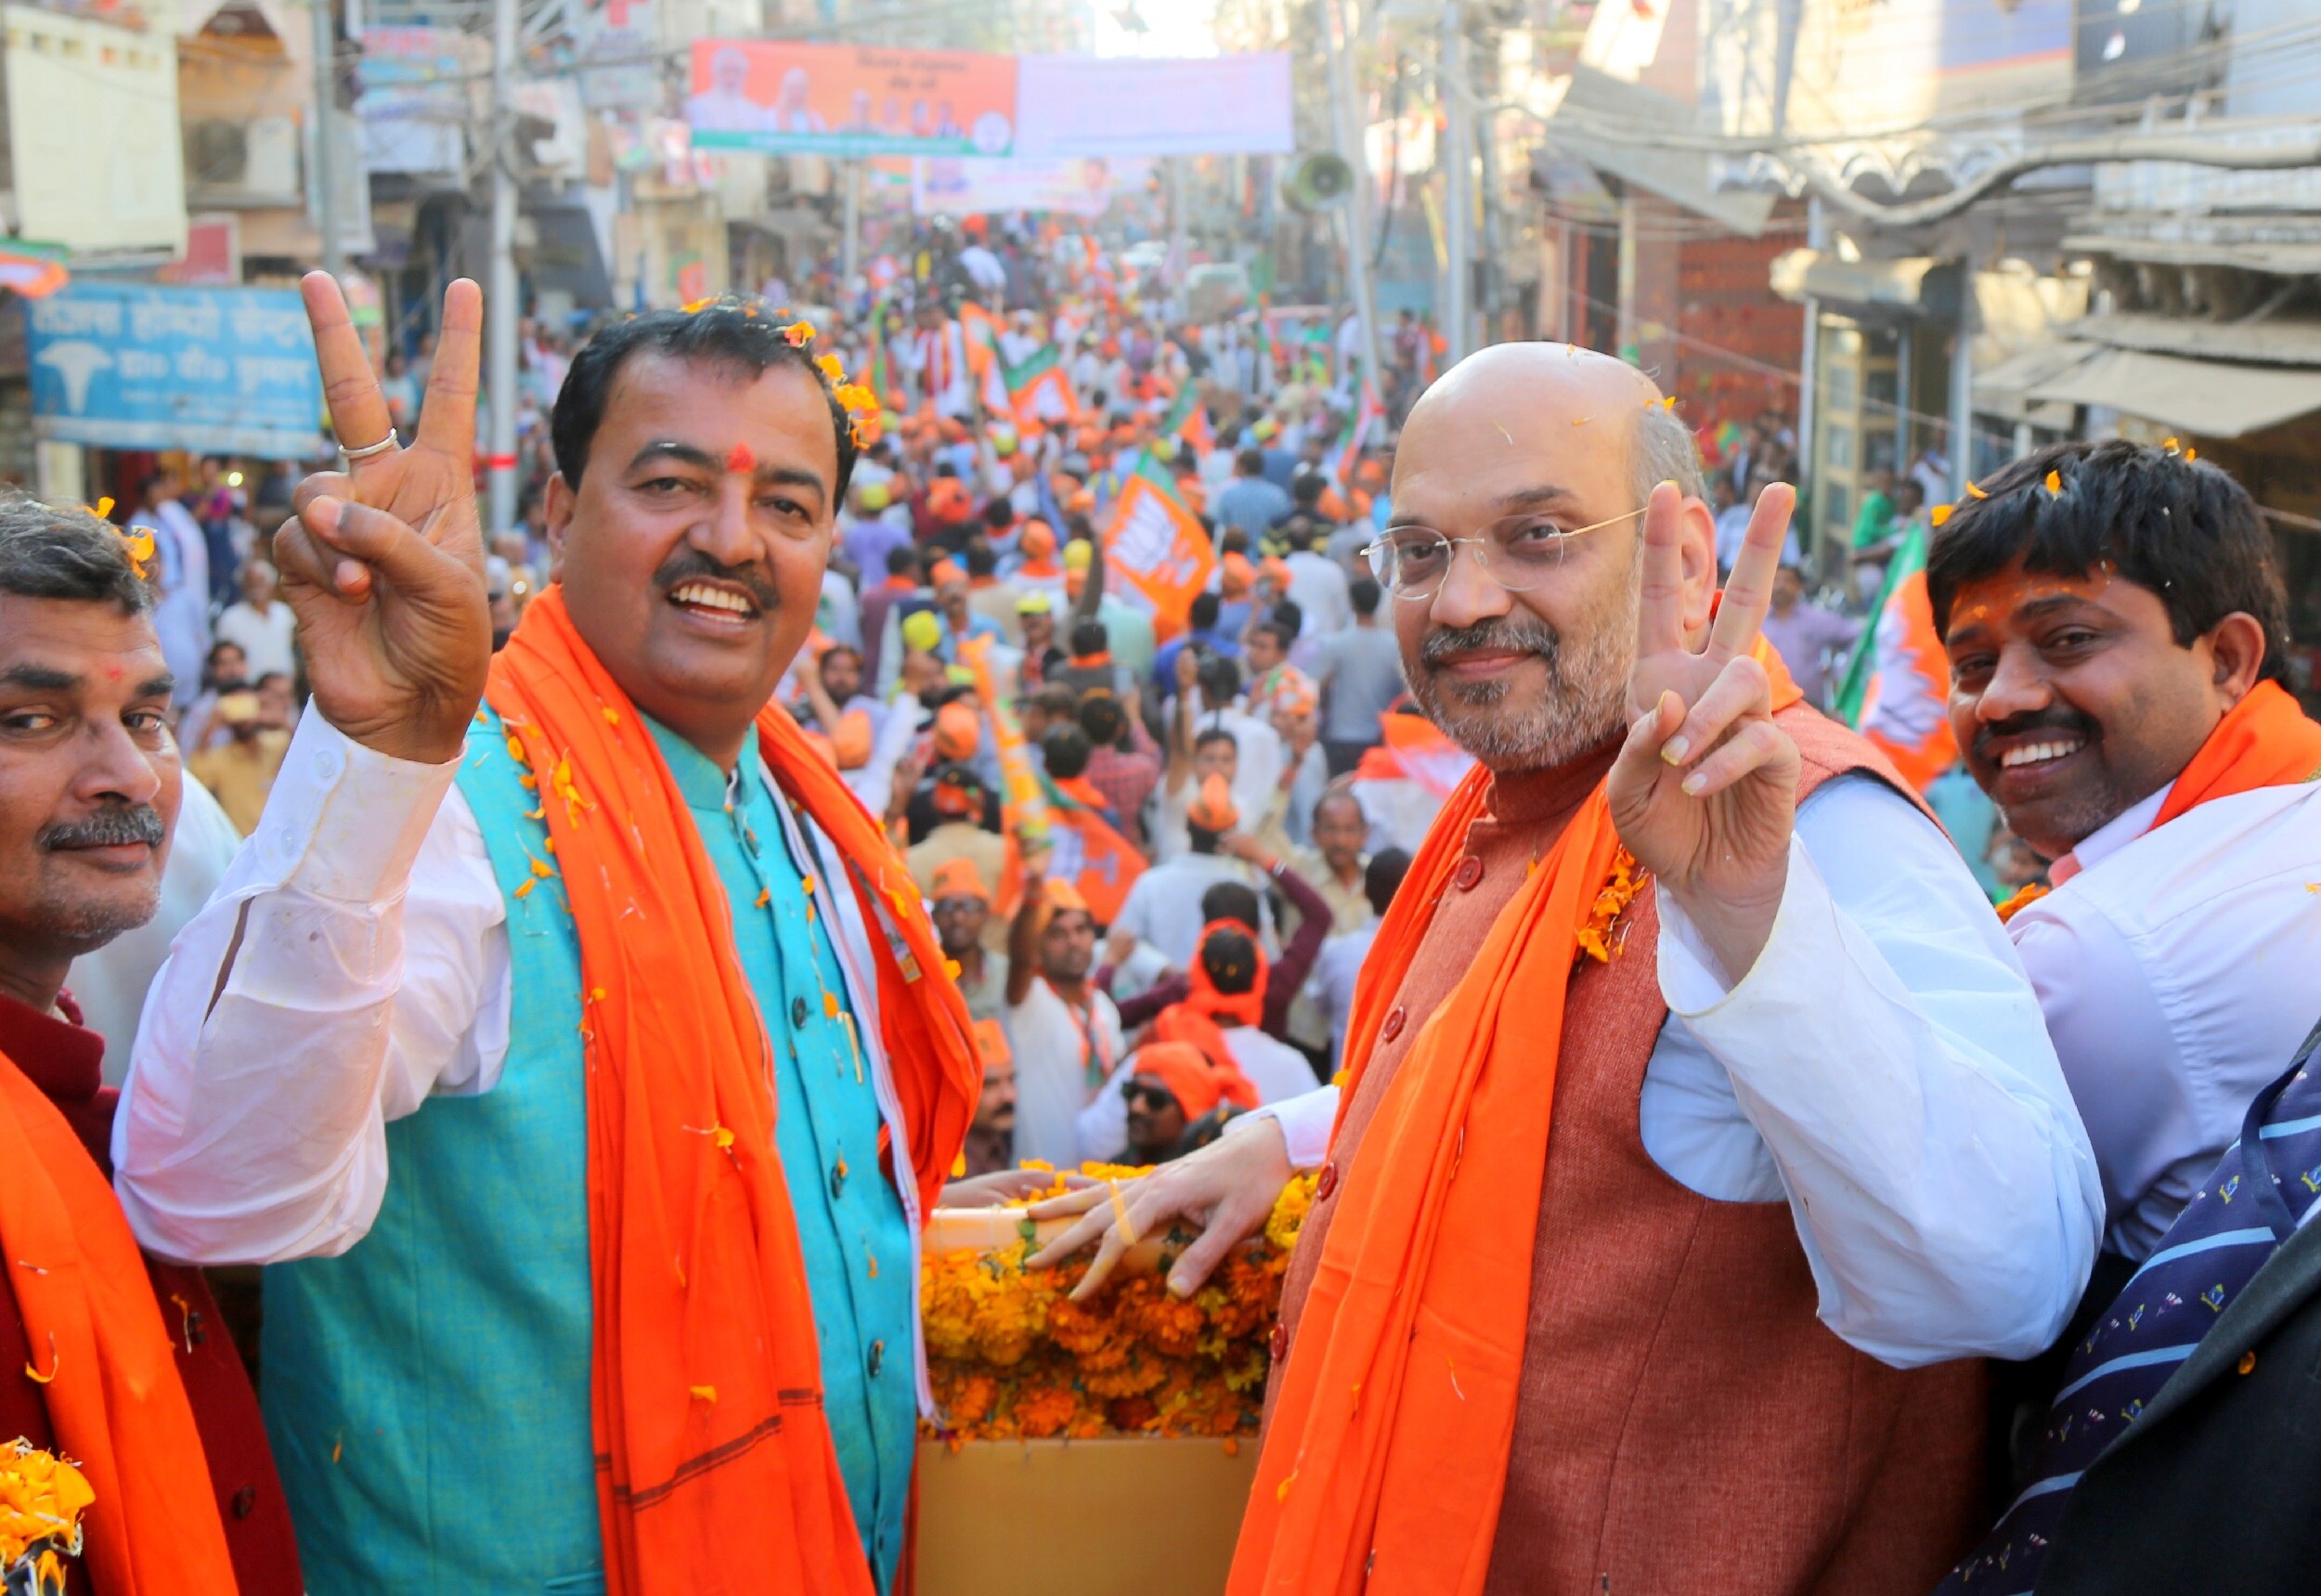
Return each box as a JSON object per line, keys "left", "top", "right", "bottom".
{"left": 1770, "top": 250, "right": 1962, "bottom": 318}
{"left": 2025, "top": 345, "right": 2321, "bottom": 437}
{"left": 1972, "top": 339, "right": 2095, "bottom": 427}
{"left": 1543, "top": 67, "right": 1777, "bottom": 238}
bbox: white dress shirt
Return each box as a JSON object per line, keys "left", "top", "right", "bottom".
{"left": 112, "top": 715, "right": 915, "bottom": 1280}
{"left": 1228, "top": 773, "right": 2104, "bottom": 1368}
{"left": 2010, "top": 778, "right": 2321, "bottom": 1261}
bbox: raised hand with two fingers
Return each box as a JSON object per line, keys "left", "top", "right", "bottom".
{"left": 274, "top": 273, "right": 492, "bottom": 766}
{"left": 1606, "top": 479, "right": 1802, "bottom": 982}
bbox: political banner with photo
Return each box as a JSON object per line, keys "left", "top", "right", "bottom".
{"left": 26, "top": 283, "right": 325, "bottom": 459}
{"left": 686, "top": 41, "right": 1017, "bottom": 157}
{"left": 910, "top": 156, "right": 1129, "bottom": 217}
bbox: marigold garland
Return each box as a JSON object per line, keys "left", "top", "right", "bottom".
{"left": 0, "top": 1439, "right": 89, "bottom": 1593}
{"left": 1573, "top": 846, "right": 1646, "bottom": 967}
{"left": 921, "top": 1165, "right": 1321, "bottom": 1445}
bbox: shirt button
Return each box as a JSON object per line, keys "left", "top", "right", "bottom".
{"left": 1381, "top": 1005, "right": 1407, "bottom": 1043}
{"left": 1452, "top": 855, "right": 1485, "bottom": 890}
{"left": 1316, "top": 1161, "right": 1338, "bottom": 1201}
{"left": 868, "top": 1339, "right": 885, "bottom": 1378}
{"left": 791, "top": 995, "right": 810, "bottom": 1029}
{"left": 831, "top": 1161, "right": 848, "bottom": 1200}
{"left": 1267, "top": 1323, "right": 1289, "bottom": 1362}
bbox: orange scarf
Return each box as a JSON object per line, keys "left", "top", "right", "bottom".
{"left": 1232, "top": 647, "right": 1801, "bottom": 1596}
{"left": 1150, "top": 918, "right": 1267, "bottom": 1086}
{"left": 0, "top": 1050, "right": 235, "bottom": 1595}
{"left": 489, "top": 588, "right": 978, "bottom": 1596}
{"left": 2151, "top": 680, "right": 2321, "bottom": 830}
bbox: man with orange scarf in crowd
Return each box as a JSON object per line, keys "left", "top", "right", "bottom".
{"left": 1035, "top": 343, "right": 2102, "bottom": 1593}
{"left": 113, "top": 282, "right": 979, "bottom": 1594}
{"left": 0, "top": 497, "right": 300, "bottom": 1594}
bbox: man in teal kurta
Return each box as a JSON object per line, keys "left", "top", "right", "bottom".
{"left": 114, "top": 294, "right": 976, "bottom": 1590}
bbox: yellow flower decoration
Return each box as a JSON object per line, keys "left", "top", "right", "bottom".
{"left": 783, "top": 321, "right": 818, "bottom": 348}
{"left": 121, "top": 529, "right": 155, "bottom": 581}
{"left": 2043, "top": 469, "right": 2064, "bottom": 495}
{"left": 1964, "top": 480, "right": 1988, "bottom": 500}
{"left": 1930, "top": 504, "right": 1954, "bottom": 526}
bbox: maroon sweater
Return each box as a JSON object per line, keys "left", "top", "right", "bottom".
{"left": 0, "top": 993, "right": 300, "bottom": 1596}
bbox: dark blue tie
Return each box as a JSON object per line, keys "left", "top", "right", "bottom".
{"left": 1938, "top": 1022, "right": 2321, "bottom": 1595}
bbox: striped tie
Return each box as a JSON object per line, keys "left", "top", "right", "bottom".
{"left": 1938, "top": 1021, "right": 2321, "bottom": 1595}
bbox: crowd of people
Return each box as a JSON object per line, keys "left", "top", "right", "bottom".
{"left": 4, "top": 214, "right": 2321, "bottom": 1596}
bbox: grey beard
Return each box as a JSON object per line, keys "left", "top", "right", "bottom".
{"left": 1409, "top": 606, "right": 1634, "bottom": 773}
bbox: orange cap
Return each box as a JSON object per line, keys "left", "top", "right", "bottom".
{"left": 927, "top": 479, "right": 973, "bottom": 522}
{"left": 1219, "top": 552, "right": 1254, "bottom": 594}
{"left": 1260, "top": 555, "right": 1291, "bottom": 590}
{"left": 1187, "top": 772, "right": 1238, "bottom": 832}
{"left": 929, "top": 558, "right": 966, "bottom": 588}
{"left": 933, "top": 702, "right": 981, "bottom": 761}
{"left": 1042, "top": 876, "right": 1090, "bottom": 915}
{"left": 929, "top": 856, "right": 992, "bottom": 904}
{"left": 1020, "top": 520, "right": 1057, "bottom": 559}
{"left": 971, "top": 1017, "right": 1011, "bottom": 1067}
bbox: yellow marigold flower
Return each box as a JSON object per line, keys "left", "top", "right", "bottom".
{"left": 2043, "top": 469, "right": 2064, "bottom": 494}
{"left": 784, "top": 321, "right": 817, "bottom": 347}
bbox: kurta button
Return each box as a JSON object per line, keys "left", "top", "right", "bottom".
{"left": 791, "top": 995, "right": 810, "bottom": 1029}
{"left": 1316, "top": 1161, "right": 1338, "bottom": 1201}
{"left": 1267, "top": 1323, "right": 1289, "bottom": 1361}
{"left": 868, "top": 1339, "right": 885, "bottom": 1378}
{"left": 1381, "top": 1006, "right": 1407, "bottom": 1043}
{"left": 1452, "top": 855, "right": 1485, "bottom": 890}
{"left": 231, "top": 1486, "right": 256, "bottom": 1519}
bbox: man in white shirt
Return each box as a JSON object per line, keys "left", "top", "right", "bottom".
{"left": 1930, "top": 438, "right": 2321, "bottom": 1265}
{"left": 1028, "top": 343, "right": 2101, "bottom": 1592}
{"left": 212, "top": 556, "right": 298, "bottom": 681}
{"left": 1002, "top": 868, "right": 1122, "bottom": 1168}
{"left": 1283, "top": 527, "right": 1353, "bottom": 640}
{"left": 1111, "top": 773, "right": 1265, "bottom": 970}
{"left": 1303, "top": 846, "right": 1409, "bottom": 1069}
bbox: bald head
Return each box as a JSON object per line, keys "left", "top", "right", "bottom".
{"left": 1383, "top": 342, "right": 1721, "bottom": 774}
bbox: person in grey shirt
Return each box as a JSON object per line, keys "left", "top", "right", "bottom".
{"left": 1313, "top": 576, "right": 1407, "bottom": 774}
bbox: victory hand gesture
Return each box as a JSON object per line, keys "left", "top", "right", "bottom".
{"left": 1607, "top": 480, "right": 1801, "bottom": 982}
{"left": 275, "top": 274, "right": 491, "bottom": 765}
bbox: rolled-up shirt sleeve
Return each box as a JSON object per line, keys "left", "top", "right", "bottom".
{"left": 113, "top": 715, "right": 507, "bottom": 1265}
{"left": 1657, "top": 774, "right": 2104, "bottom": 1367}
{"left": 1229, "top": 1083, "right": 1340, "bottom": 1170}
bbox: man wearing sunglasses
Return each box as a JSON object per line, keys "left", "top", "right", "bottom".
{"left": 1032, "top": 342, "right": 2098, "bottom": 1593}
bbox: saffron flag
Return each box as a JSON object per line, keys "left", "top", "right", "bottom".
{"left": 863, "top": 303, "right": 899, "bottom": 408}
{"left": 1101, "top": 453, "right": 1214, "bottom": 642}
{"left": 1004, "top": 343, "right": 1080, "bottom": 425}
{"left": 958, "top": 301, "right": 1001, "bottom": 375}
{"left": 1336, "top": 381, "right": 1384, "bottom": 486}
{"left": 1835, "top": 520, "right": 1959, "bottom": 792}
{"left": 1157, "top": 382, "right": 1213, "bottom": 460}
{"left": 1024, "top": 771, "right": 1145, "bottom": 926}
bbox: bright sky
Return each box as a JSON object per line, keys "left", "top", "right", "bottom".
{"left": 1092, "top": 0, "right": 1220, "bottom": 58}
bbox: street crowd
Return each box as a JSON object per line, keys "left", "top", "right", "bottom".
{"left": 2, "top": 214, "right": 2319, "bottom": 1596}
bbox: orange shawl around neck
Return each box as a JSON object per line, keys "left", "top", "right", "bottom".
{"left": 0, "top": 1050, "right": 235, "bottom": 1595}
{"left": 2151, "top": 679, "right": 2321, "bottom": 830}
{"left": 1230, "top": 645, "right": 1802, "bottom": 1596}
{"left": 488, "top": 588, "right": 978, "bottom": 1596}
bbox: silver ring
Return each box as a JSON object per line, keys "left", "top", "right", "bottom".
{"left": 340, "top": 428, "right": 398, "bottom": 461}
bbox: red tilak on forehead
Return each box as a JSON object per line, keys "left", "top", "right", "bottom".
{"left": 725, "top": 442, "right": 756, "bottom": 475}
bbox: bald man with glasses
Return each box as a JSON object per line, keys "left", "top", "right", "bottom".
{"left": 1030, "top": 343, "right": 2100, "bottom": 1596}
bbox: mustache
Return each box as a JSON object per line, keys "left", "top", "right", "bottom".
{"left": 652, "top": 549, "right": 781, "bottom": 612}
{"left": 1418, "top": 615, "right": 1561, "bottom": 670}
{"left": 39, "top": 805, "right": 165, "bottom": 851}
{"left": 1972, "top": 706, "right": 2101, "bottom": 763}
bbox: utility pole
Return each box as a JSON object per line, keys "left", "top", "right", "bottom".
{"left": 1319, "top": 0, "right": 1386, "bottom": 391}
{"left": 1439, "top": 0, "right": 1470, "bottom": 364}
{"left": 841, "top": 161, "right": 862, "bottom": 292}
{"left": 311, "top": 0, "right": 342, "bottom": 279}
{"left": 485, "top": 0, "right": 519, "bottom": 536}
{"left": 1169, "top": 157, "right": 1191, "bottom": 321}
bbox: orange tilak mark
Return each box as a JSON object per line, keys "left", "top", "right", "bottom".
{"left": 726, "top": 442, "right": 757, "bottom": 474}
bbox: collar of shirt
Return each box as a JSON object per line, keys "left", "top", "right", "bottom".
{"left": 2052, "top": 781, "right": 2172, "bottom": 886}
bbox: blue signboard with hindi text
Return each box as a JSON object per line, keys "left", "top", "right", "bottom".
{"left": 25, "top": 282, "right": 324, "bottom": 459}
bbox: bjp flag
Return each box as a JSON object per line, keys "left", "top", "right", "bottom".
{"left": 1834, "top": 521, "right": 1958, "bottom": 792}
{"left": 1102, "top": 455, "right": 1214, "bottom": 642}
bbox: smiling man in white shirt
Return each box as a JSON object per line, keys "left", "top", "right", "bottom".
{"left": 1930, "top": 439, "right": 2321, "bottom": 1266}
